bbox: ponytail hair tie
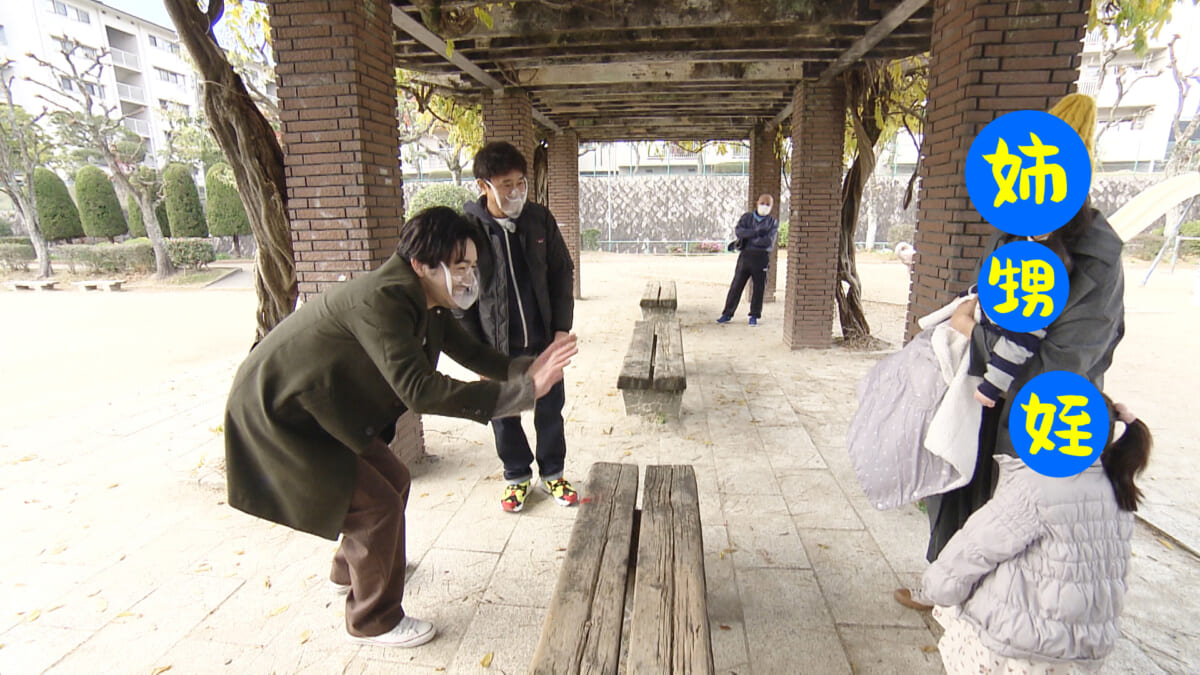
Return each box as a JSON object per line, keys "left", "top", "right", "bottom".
{"left": 1113, "top": 402, "right": 1137, "bottom": 425}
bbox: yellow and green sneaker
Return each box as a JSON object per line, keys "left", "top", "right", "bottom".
{"left": 542, "top": 478, "right": 579, "bottom": 507}
{"left": 500, "top": 479, "right": 530, "bottom": 513}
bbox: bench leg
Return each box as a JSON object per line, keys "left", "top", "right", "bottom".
{"left": 621, "top": 390, "right": 682, "bottom": 420}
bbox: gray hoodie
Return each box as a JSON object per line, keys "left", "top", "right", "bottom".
{"left": 921, "top": 455, "right": 1133, "bottom": 665}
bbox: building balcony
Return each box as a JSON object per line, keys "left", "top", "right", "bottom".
{"left": 1078, "top": 78, "right": 1099, "bottom": 96}
{"left": 110, "top": 48, "right": 140, "bottom": 70}
{"left": 122, "top": 117, "right": 150, "bottom": 137}
{"left": 116, "top": 82, "right": 144, "bottom": 104}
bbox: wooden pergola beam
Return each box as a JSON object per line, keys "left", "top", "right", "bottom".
{"left": 390, "top": 6, "right": 561, "bottom": 132}
{"left": 767, "top": 0, "right": 929, "bottom": 129}
{"left": 517, "top": 60, "right": 808, "bottom": 87}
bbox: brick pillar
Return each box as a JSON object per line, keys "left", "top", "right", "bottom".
{"left": 268, "top": 0, "right": 423, "bottom": 460}
{"left": 746, "top": 124, "right": 782, "bottom": 304}
{"left": 548, "top": 131, "right": 581, "bottom": 299}
{"left": 783, "top": 80, "right": 845, "bottom": 349}
{"left": 482, "top": 90, "right": 536, "bottom": 166}
{"left": 904, "top": 0, "right": 1088, "bottom": 339}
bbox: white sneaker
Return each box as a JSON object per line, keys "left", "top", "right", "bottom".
{"left": 329, "top": 579, "right": 351, "bottom": 597}
{"left": 347, "top": 616, "right": 436, "bottom": 648}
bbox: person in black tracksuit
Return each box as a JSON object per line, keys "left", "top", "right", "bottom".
{"left": 460, "top": 141, "right": 578, "bottom": 513}
{"left": 717, "top": 194, "right": 779, "bottom": 326}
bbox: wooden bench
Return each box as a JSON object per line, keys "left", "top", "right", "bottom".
{"left": 72, "top": 279, "right": 125, "bottom": 292}
{"left": 7, "top": 280, "right": 58, "bottom": 291}
{"left": 531, "top": 462, "right": 713, "bottom": 675}
{"left": 617, "top": 319, "right": 687, "bottom": 420}
{"left": 640, "top": 280, "right": 678, "bottom": 321}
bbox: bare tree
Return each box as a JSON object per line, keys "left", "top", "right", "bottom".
{"left": 163, "top": 0, "right": 296, "bottom": 341}
{"left": 27, "top": 41, "right": 174, "bottom": 277}
{"left": 0, "top": 63, "right": 52, "bottom": 277}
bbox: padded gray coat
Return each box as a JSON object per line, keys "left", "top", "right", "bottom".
{"left": 921, "top": 455, "right": 1133, "bottom": 665}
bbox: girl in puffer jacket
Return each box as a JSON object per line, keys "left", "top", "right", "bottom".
{"left": 919, "top": 396, "right": 1151, "bottom": 674}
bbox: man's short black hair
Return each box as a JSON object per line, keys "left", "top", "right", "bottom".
{"left": 472, "top": 141, "right": 527, "bottom": 181}
{"left": 397, "top": 206, "right": 483, "bottom": 267}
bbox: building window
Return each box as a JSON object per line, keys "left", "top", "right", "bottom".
{"left": 82, "top": 82, "right": 103, "bottom": 98}
{"left": 59, "top": 75, "right": 74, "bottom": 92}
{"left": 149, "top": 35, "right": 180, "bottom": 55}
{"left": 73, "top": 7, "right": 90, "bottom": 23}
{"left": 159, "top": 98, "right": 189, "bottom": 115}
{"left": 48, "top": 0, "right": 68, "bottom": 17}
{"left": 155, "top": 67, "right": 184, "bottom": 85}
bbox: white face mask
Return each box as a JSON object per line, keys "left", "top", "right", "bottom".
{"left": 486, "top": 179, "right": 528, "bottom": 220}
{"left": 756, "top": 204, "right": 771, "bottom": 216}
{"left": 441, "top": 262, "right": 480, "bottom": 309}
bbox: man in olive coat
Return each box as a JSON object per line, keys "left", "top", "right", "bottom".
{"left": 224, "top": 207, "right": 576, "bottom": 648}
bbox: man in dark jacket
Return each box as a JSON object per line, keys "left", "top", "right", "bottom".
{"left": 717, "top": 193, "right": 780, "bottom": 326}
{"left": 224, "top": 207, "right": 577, "bottom": 648}
{"left": 460, "top": 141, "right": 578, "bottom": 513}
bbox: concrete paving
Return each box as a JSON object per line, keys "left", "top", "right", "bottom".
{"left": 1, "top": 252, "right": 1196, "bottom": 674}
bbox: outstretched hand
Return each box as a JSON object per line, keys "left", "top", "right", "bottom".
{"left": 528, "top": 333, "right": 579, "bottom": 398}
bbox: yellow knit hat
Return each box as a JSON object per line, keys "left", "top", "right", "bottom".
{"left": 1048, "top": 93, "right": 1097, "bottom": 160}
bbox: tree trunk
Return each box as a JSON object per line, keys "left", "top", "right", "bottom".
{"left": 110, "top": 167, "right": 174, "bottom": 277}
{"left": 164, "top": 0, "right": 296, "bottom": 343}
{"left": 232, "top": 233, "right": 242, "bottom": 258}
{"left": 532, "top": 142, "right": 549, "bottom": 206}
{"left": 837, "top": 153, "right": 872, "bottom": 340}
{"left": 13, "top": 193, "right": 52, "bottom": 278}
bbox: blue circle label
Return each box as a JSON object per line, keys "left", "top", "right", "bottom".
{"left": 1009, "top": 372, "right": 1109, "bottom": 478}
{"left": 977, "top": 240, "right": 1069, "bottom": 333}
{"left": 966, "top": 110, "right": 1091, "bottom": 236}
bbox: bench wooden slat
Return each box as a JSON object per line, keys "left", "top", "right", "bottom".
{"left": 617, "top": 321, "right": 655, "bottom": 390}
{"left": 628, "top": 465, "right": 713, "bottom": 674}
{"left": 657, "top": 280, "right": 678, "bottom": 311}
{"left": 531, "top": 462, "right": 640, "bottom": 675}
{"left": 639, "top": 280, "right": 661, "bottom": 309}
{"left": 652, "top": 319, "right": 686, "bottom": 392}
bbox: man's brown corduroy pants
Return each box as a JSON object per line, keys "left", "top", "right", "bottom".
{"left": 330, "top": 439, "right": 411, "bottom": 638}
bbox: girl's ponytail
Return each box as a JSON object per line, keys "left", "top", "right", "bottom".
{"left": 1100, "top": 397, "right": 1152, "bottom": 512}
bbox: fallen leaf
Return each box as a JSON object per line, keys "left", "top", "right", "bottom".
{"left": 419, "top": 493, "right": 429, "bottom": 498}
{"left": 920, "top": 644, "right": 938, "bottom": 654}
{"left": 480, "top": 652, "right": 494, "bottom": 668}
{"left": 107, "top": 483, "right": 119, "bottom": 489}
{"left": 0, "top": 643, "right": 5, "bottom": 650}
{"left": 446, "top": 492, "right": 454, "bottom": 497}
{"left": 50, "top": 544, "right": 67, "bottom": 555}
{"left": 1158, "top": 538, "right": 1175, "bottom": 550}
{"left": 86, "top": 589, "right": 102, "bottom": 598}
{"left": 264, "top": 577, "right": 272, "bottom": 589}
{"left": 299, "top": 629, "right": 311, "bottom": 644}
{"left": 194, "top": 562, "right": 212, "bottom": 573}
{"left": 234, "top": 550, "right": 244, "bottom": 556}
{"left": 46, "top": 604, "right": 64, "bottom": 613}
{"left": 602, "top": 426, "right": 613, "bottom": 435}
{"left": 151, "top": 666, "right": 173, "bottom": 675}
{"left": 96, "top": 599, "right": 108, "bottom": 612}
{"left": 817, "top": 543, "right": 829, "bottom": 550}
{"left": 623, "top": 450, "right": 632, "bottom": 456}
{"left": 719, "top": 624, "right": 731, "bottom": 631}
{"left": 267, "top": 605, "right": 289, "bottom": 617}
{"left": 26, "top": 609, "right": 40, "bottom": 622}
{"left": 114, "top": 611, "right": 141, "bottom": 620}
{"left": 17, "top": 455, "right": 37, "bottom": 463}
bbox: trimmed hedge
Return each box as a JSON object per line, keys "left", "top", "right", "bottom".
{"left": 0, "top": 236, "right": 32, "bottom": 246}
{"left": 406, "top": 182, "right": 477, "bottom": 219}
{"left": 34, "top": 168, "right": 83, "bottom": 241}
{"left": 0, "top": 243, "right": 35, "bottom": 271}
{"left": 58, "top": 240, "right": 155, "bottom": 274}
{"left": 166, "top": 237, "right": 216, "bottom": 270}
{"left": 75, "top": 166, "right": 128, "bottom": 241}
{"left": 163, "top": 163, "right": 207, "bottom": 237}
{"left": 128, "top": 196, "right": 171, "bottom": 238}
{"left": 1181, "top": 220, "right": 1200, "bottom": 257}
{"left": 205, "top": 163, "right": 250, "bottom": 237}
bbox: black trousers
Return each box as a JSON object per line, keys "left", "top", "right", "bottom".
{"left": 492, "top": 347, "right": 567, "bottom": 482}
{"left": 924, "top": 403, "right": 1002, "bottom": 562}
{"left": 722, "top": 249, "right": 769, "bottom": 319}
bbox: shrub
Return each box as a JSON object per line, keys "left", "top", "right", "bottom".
{"left": 0, "top": 236, "right": 31, "bottom": 246}
{"left": 166, "top": 237, "right": 216, "bottom": 269}
{"left": 1180, "top": 220, "right": 1200, "bottom": 257}
{"left": 0, "top": 216, "right": 12, "bottom": 236}
{"left": 75, "top": 165, "right": 128, "bottom": 242}
{"left": 34, "top": 168, "right": 83, "bottom": 241}
{"left": 1124, "top": 226, "right": 1164, "bottom": 261}
{"left": 205, "top": 163, "right": 251, "bottom": 255}
{"left": 0, "top": 243, "right": 34, "bottom": 271}
{"left": 127, "top": 196, "right": 171, "bottom": 238}
{"left": 777, "top": 221, "right": 789, "bottom": 248}
{"left": 582, "top": 228, "right": 601, "bottom": 251}
{"left": 406, "top": 182, "right": 476, "bottom": 219}
{"left": 57, "top": 241, "right": 155, "bottom": 274}
{"left": 163, "top": 163, "right": 207, "bottom": 237}
{"left": 887, "top": 222, "right": 915, "bottom": 247}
